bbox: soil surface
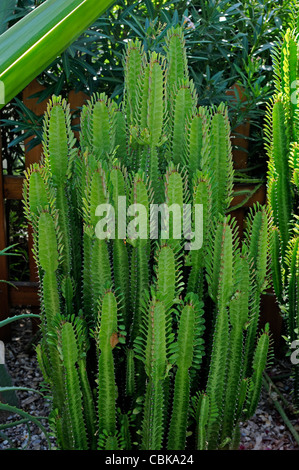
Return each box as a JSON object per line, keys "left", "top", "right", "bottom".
{"left": 1, "top": 313, "right": 299, "bottom": 451}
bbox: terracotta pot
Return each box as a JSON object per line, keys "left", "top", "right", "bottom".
{"left": 230, "top": 183, "right": 266, "bottom": 239}
{"left": 68, "top": 89, "right": 89, "bottom": 140}
{"left": 231, "top": 119, "right": 250, "bottom": 170}
{"left": 260, "top": 288, "right": 284, "bottom": 357}
{"left": 22, "top": 79, "right": 48, "bottom": 169}
{"left": 226, "top": 83, "right": 250, "bottom": 170}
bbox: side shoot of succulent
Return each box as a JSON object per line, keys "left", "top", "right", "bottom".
{"left": 167, "top": 293, "right": 205, "bottom": 450}
{"left": 134, "top": 296, "right": 172, "bottom": 450}
{"left": 96, "top": 289, "right": 120, "bottom": 444}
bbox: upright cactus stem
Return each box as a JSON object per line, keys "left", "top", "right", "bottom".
{"left": 23, "top": 24, "right": 271, "bottom": 450}
{"left": 167, "top": 293, "right": 205, "bottom": 450}
{"left": 242, "top": 204, "right": 271, "bottom": 377}
{"left": 124, "top": 39, "right": 145, "bottom": 129}
{"left": 128, "top": 172, "right": 151, "bottom": 345}
{"left": 266, "top": 11, "right": 299, "bottom": 407}
{"left": 96, "top": 289, "right": 120, "bottom": 440}
{"left": 134, "top": 296, "right": 173, "bottom": 450}
{"left": 165, "top": 25, "right": 189, "bottom": 105}
{"left": 42, "top": 96, "right": 77, "bottom": 278}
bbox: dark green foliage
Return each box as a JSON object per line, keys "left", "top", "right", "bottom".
{"left": 4, "top": 0, "right": 294, "bottom": 180}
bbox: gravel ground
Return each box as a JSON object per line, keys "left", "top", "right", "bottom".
{"left": 1, "top": 313, "right": 299, "bottom": 451}
{"left": 0, "top": 313, "right": 56, "bottom": 450}
{"left": 240, "top": 371, "right": 299, "bottom": 450}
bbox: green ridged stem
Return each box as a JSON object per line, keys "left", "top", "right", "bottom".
{"left": 167, "top": 295, "right": 205, "bottom": 450}
{"left": 68, "top": 186, "right": 82, "bottom": 302}
{"left": 205, "top": 303, "right": 229, "bottom": 449}
{"left": 129, "top": 174, "right": 150, "bottom": 345}
{"left": 82, "top": 93, "right": 113, "bottom": 161}
{"left": 82, "top": 165, "right": 111, "bottom": 321}
{"left": 137, "top": 299, "right": 169, "bottom": 450}
{"left": 165, "top": 25, "right": 188, "bottom": 108}
{"left": 137, "top": 54, "right": 165, "bottom": 200}
{"left": 185, "top": 109, "right": 210, "bottom": 181}
{"left": 235, "top": 378, "right": 249, "bottom": 423}
{"left": 243, "top": 287, "right": 261, "bottom": 379}
{"left": 147, "top": 54, "right": 165, "bottom": 149}
{"left": 97, "top": 291, "right": 119, "bottom": 437}
{"left": 266, "top": 19, "right": 299, "bottom": 407}
{"left": 61, "top": 275, "right": 74, "bottom": 316}
{"left": 40, "top": 273, "right": 65, "bottom": 416}
{"left": 278, "top": 29, "right": 298, "bottom": 135}
{"left": 44, "top": 102, "right": 69, "bottom": 186}
{"left": 124, "top": 39, "right": 145, "bottom": 128}
{"left": 43, "top": 97, "right": 76, "bottom": 277}
{"left": 267, "top": 98, "right": 292, "bottom": 257}
{"left": 125, "top": 348, "right": 135, "bottom": 397}
{"left": 103, "top": 435, "right": 121, "bottom": 450}
{"left": 246, "top": 326, "right": 270, "bottom": 418}
{"left": 137, "top": 62, "right": 150, "bottom": 135}
{"left": 110, "top": 167, "right": 130, "bottom": 327}
{"left": 27, "top": 169, "right": 50, "bottom": 219}
{"left": 129, "top": 242, "right": 149, "bottom": 343}
{"left": 186, "top": 172, "right": 212, "bottom": 296}
{"left": 167, "top": 367, "right": 190, "bottom": 450}
{"left": 170, "top": 82, "right": 197, "bottom": 166}
{"left": 243, "top": 206, "right": 270, "bottom": 377}
{"left": 221, "top": 291, "right": 248, "bottom": 442}
{"left": 206, "top": 105, "right": 234, "bottom": 216}
{"left": 290, "top": 142, "right": 299, "bottom": 187}
{"left": 246, "top": 207, "right": 269, "bottom": 292}
{"left": 35, "top": 210, "right": 68, "bottom": 433}
{"left": 194, "top": 393, "right": 210, "bottom": 450}
{"left": 113, "top": 238, "right": 130, "bottom": 328}
{"left": 78, "top": 358, "right": 97, "bottom": 450}
{"left": 221, "top": 253, "right": 250, "bottom": 444}
{"left": 141, "top": 377, "right": 165, "bottom": 450}
{"left": 155, "top": 244, "right": 179, "bottom": 311}
{"left": 270, "top": 226, "right": 283, "bottom": 303}
{"left": 93, "top": 96, "right": 112, "bottom": 159}
{"left": 205, "top": 219, "right": 235, "bottom": 449}
{"left": 84, "top": 164, "right": 108, "bottom": 229}
{"left": 112, "top": 106, "right": 127, "bottom": 164}
{"left": 61, "top": 322, "right": 88, "bottom": 450}
{"left": 207, "top": 217, "right": 235, "bottom": 308}
{"left": 90, "top": 238, "right": 112, "bottom": 319}
{"left": 38, "top": 211, "right": 59, "bottom": 273}
{"left": 286, "top": 238, "right": 299, "bottom": 343}
{"left": 56, "top": 185, "right": 72, "bottom": 276}
{"left": 164, "top": 165, "right": 185, "bottom": 252}
{"left": 82, "top": 227, "right": 94, "bottom": 322}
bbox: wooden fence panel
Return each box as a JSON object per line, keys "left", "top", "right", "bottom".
{"left": 0, "top": 122, "right": 11, "bottom": 341}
